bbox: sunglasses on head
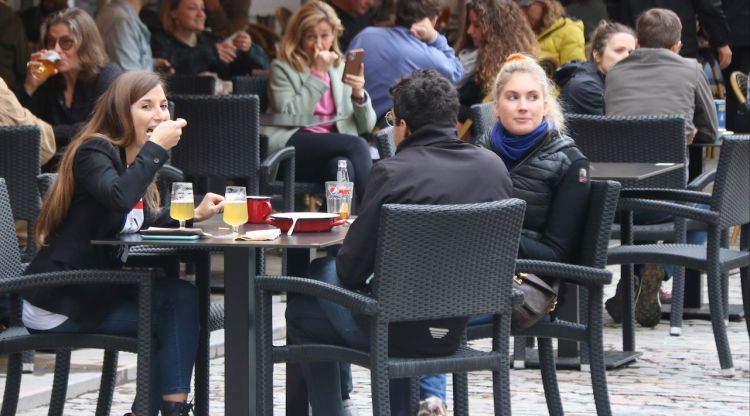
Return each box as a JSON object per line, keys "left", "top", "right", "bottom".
{"left": 45, "top": 35, "right": 75, "bottom": 51}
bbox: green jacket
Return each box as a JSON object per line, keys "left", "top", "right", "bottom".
{"left": 538, "top": 17, "right": 586, "bottom": 66}
{"left": 262, "top": 59, "right": 377, "bottom": 152}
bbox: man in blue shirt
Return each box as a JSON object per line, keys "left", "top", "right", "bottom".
{"left": 347, "top": 0, "right": 463, "bottom": 120}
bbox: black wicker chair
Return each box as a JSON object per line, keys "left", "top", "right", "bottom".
{"left": 468, "top": 102, "right": 494, "bottom": 144}
{"left": 566, "top": 113, "right": 705, "bottom": 335}
{"left": 607, "top": 135, "right": 750, "bottom": 376}
{"left": 0, "top": 178, "right": 155, "bottom": 416}
{"left": 256, "top": 200, "right": 526, "bottom": 415}
{"left": 167, "top": 75, "right": 216, "bottom": 95}
{"left": 35, "top": 173, "right": 224, "bottom": 416}
{"left": 0, "top": 125, "right": 42, "bottom": 260}
{"left": 455, "top": 180, "right": 619, "bottom": 416}
{"left": 232, "top": 75, "right": 268, "bottom": 113}
{"left": 374, "top": 126, "right": 395, "bottom": 159}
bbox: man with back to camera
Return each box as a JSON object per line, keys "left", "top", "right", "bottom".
{"left": 603, "top": 7, "right": 716, "bottom": 328}
{"left": 347, "top": 0, "right": 463, "bottom": 122}
{"left": 284, "top": 69, "right": 512, "bottom": 416}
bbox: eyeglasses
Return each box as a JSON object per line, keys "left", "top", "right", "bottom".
{"left": 45, "top": 35, "right": 75, "bottom": 51}
{"left": 385, "top": 110, "right": 397, "bottom": 127}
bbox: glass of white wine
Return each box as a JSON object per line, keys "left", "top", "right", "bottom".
{"left": 223, "top": 186, "right": 248, "bottom": 236}
{"left": 170, "top": 182, "right": 194, "bottom": 229}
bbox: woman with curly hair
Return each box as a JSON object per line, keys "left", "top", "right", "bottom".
{"left": 516, "top": 0, "right": 585, "bottom": 66}
{"left": 455, "top": 0, "right": 538, "bottom": 121}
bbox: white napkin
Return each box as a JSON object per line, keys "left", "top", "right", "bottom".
{"left": 235, "top": 228, "right": 281, "bottom": 241}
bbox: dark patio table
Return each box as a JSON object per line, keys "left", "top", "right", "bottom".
{"left": 93, "top": 221, "right": 347, "bottom": 416}
{"left": 260, "top": 113, "right": 347, "bottom": 128}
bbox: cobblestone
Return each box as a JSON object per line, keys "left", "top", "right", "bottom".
{"left": 8, "top": 264, "right": 749, "bottom": 415}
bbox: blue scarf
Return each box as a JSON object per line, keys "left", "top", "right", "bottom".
{"left": 490, "top": 120, "right": 549, "bottom": 168}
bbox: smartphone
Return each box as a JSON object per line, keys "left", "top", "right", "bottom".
{"left": 342, "top": 49, "right": 364, "bottom": 80}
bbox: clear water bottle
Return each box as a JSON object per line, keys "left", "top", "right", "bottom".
{"left": 336, "top": 160, "right": 350, "bottom": 183}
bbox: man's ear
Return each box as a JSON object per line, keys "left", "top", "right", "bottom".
{"left": 670, "top": 40, "right": 682, "bottom": 53}
{"left": 430, "top": 16, "right": 438, "bottom": 27}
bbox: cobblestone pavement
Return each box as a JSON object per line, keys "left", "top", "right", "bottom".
{"left": 15, "top": 268, "right": 749, "bottom": 416}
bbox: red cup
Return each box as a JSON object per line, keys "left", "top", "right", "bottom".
{"left": 247, "top": 196, "right": 272, "bottom": 223}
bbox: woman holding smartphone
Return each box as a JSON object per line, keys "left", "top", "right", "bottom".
{"left": 262, "top": 0, "right": 376, "bottom": 208}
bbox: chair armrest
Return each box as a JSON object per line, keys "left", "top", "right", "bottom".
{"left": 620, "top": 188, "right": 713, "bottom": 205}
{"left": 157, "top": 164, "right": 184, "bottom": 182}
{"left": 687, "top": 168, "right": 716, "bottom": 191}
{"left": 0, "top": 270, "right": 152, "bottom": 295}
{"left": 618, "top": 198, "right": 720, "bottom": 225}
{"left": 259, "top": 146, "right": 295, "bottom": 184}
{"left": 256, "top": 276, "right": 379, "bottom": 315}
{"left": 515, "top": 259, "right": 612, "bottom": 286}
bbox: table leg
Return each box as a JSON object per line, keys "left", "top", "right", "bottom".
{"left": 224, "top": 247, "right": 256, "bottom": 416}
{"left": 620, "top": 210, "right": 636, "bottom": 353}
{"left": 285, "top": 248, "right": 317, "bottom": 416}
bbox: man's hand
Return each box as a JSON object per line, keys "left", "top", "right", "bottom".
{"left": 410, "top": 17, "right": 438, "bottom": 43}
{"left": 716, "top": 45, "right": 732, "bottom": 70}
{"left": 153, "top": 58, "right": 175, "bottom": 76}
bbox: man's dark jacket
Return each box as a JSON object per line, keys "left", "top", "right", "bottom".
{"left": 336, "top": 122, "right": 513, "bottom": 356}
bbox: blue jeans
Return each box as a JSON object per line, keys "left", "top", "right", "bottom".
{"left": 285, "top": 257, "right": 446, "bottom": 416}
{"left": 30, "top": 278, "right": 199, "bottom": 416}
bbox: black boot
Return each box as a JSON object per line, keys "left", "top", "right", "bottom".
{"left": 160, "top": 401, "right": 193, "bottom": 416}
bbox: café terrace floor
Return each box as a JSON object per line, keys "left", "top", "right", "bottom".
{"left": 2, "top": 247, "right": 748, "bottom": 415}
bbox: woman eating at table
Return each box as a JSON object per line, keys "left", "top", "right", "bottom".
{"left": 151, "top": 0, "right": 268, "bottom": 79}
{"left": 24, "top": 71, "right": 223, "bottom": 416}
{"left": 262, "top": 0, "right": 376, "bottom": 208}
{"left": 560, "top": 21, "right": 636, "bottom": 115}
{"left": 17, "top": 8, "right": 122, "bottom": 150}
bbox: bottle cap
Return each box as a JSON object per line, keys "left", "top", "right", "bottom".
{"left": 338, "top": 160, "right": 347, "bottom": 168}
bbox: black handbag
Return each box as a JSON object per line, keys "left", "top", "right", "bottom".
{"left": 511, "top": 272, "right": 560, "bottom": 330}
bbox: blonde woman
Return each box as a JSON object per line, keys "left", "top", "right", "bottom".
{"left": 262, "top": 0, "right": 376, "bottom": 207}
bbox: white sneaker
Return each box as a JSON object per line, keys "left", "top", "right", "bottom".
{"left": 343, "top": 398, "right": 359, "bottom": 416}
{"left": 417, "top": 396, "right": 447, "bottom": 416}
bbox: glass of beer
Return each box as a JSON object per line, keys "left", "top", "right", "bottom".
{"left": 170, "top": 182, "right": 194, "bottom": 229}
{"left": 30, "top": 50, "right": 61, "bottom": 81}
{"left": 223, "top": 186, "right": 248, "bottom": 236}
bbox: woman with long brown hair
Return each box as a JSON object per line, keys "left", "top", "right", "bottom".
{"left": 26, "top": 71, "right": 223, "bottom": 416}
{"left": 454, "top": 0, "right": 538, "bottom": 120}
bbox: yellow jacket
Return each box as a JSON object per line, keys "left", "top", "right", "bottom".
{"left": 538, "top": 17, "right": 586, "bottom": 67}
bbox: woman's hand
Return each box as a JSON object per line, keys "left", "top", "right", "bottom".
{"left": 232, "top": 31, "right": 252, "bottom": 53}
{"left": 149, "top": 118, "right": 187, "bottom": 150}
{"left": 216, "top": 42, "right": 238, "bottom": 64}
{"left": 343, "top": 63, "right": 365, "bottom": 99}
{"left": 311, "top": 48, "right": 338, "bottom": 73}
{"left": 24, "top": 50, "right": 56, "bottom": 95}
{"left": 194, "top": 192, "right": 224, "bottom": 222}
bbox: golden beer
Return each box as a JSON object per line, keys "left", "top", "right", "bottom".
{"left": 31, "top": 51, "right": 61, "bottom": 81}
{"left": 338, "top": 201, "right": 350, "bottom": 220}
{"left": 170, "top": 200, "right": 194, "bottom": 222}
{"left": 223, "top": 201, "right": 248, "bottom": 226}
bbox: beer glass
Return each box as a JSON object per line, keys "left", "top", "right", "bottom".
{"left": 223, "top": 186, "right": 248, "bottom": 236}
{"left": 30, "top": 50, "right": 61, "bottom": 81}
{"left": 170, "top": 182, "right": 194, "bottom": 229}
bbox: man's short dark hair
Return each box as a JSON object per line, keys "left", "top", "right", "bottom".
{"left": 389, "top": 69, "right": 459, "bottom": 131}
{"left": 636, "top": 8, "right": 682, "bottom": 49}
{"left": 394, "top": 0, "right": 440, "bottom": 28}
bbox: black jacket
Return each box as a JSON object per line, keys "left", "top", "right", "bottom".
{"left": 560, "top": 62, "right": 605, "bottom": 115}
{"left": 476, "top": 129, "right": 590, "bottom": 263}
{"left": 24, "top": 137, "right": 171, "bottom": 324}
{"left": 605, "top": 0, "right": 730, "bottom": 58}
{"left": 337, "top": 122, "right": 513, "bottom": 356}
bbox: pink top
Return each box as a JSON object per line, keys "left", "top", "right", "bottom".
{"left": 300, "top": 70, "right": 336, "bottom": 133}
